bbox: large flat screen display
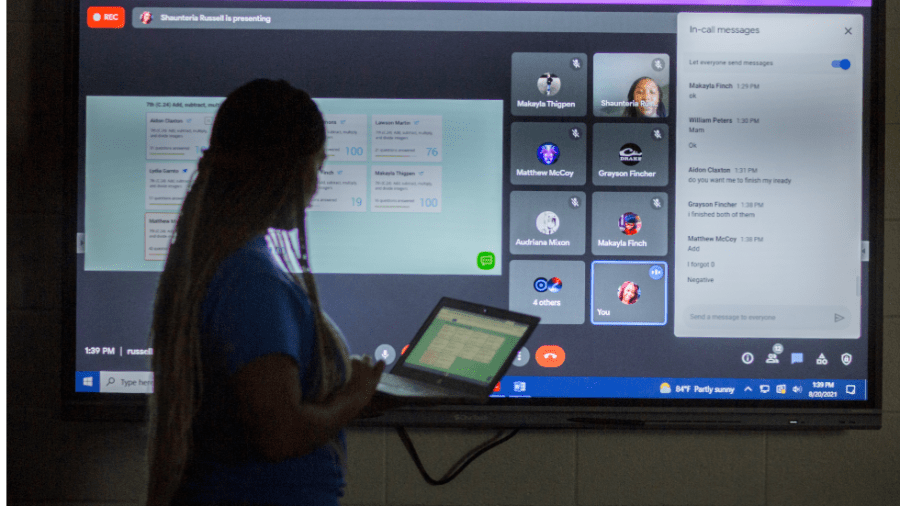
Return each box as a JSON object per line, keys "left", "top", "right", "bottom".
{"left": 66, "top": 0, "right": 884, "bottom": 428}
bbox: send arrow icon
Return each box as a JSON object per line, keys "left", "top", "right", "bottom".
{"left": 834, "top": 314, "right": 845, "bottom": 323}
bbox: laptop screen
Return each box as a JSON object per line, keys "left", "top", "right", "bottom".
{"left": 402, "top": 308, "right": 530, "bottom": 386}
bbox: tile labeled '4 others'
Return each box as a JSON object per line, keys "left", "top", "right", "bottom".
{"left": 509, "top": 260, "right": 585, "bottom": 324}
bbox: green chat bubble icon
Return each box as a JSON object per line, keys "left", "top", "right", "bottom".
{"left": 477, "top": 251, "right": 496, "bottom": 270}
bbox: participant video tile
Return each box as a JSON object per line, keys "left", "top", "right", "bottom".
{"left": 509, "top": 260, "right": 585, "bottom": 324}
{"left": 592, "top": 191, "right": 668, "bottom": 256}
{"left": 593, "top": 123, "right": 668, "bottom": 187}
{"left": 510, "top": 191, "right": 586, "bottom": 255}
{"left": 511, "top": 122, "right": 586, "bottom": 186}
{"left": 591, "top": 261, "right": 668, "bottom": 325}
{"left": 511, "top": 53, "right": 588, "bottom": 117}
{"left": 593, "top": 53, "right": 670, "bottom": 118}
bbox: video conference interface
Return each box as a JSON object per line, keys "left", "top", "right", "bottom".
{"left": 76, "top": 1, "right": 874, "bottom": 401}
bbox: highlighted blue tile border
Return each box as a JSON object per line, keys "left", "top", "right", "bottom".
{"left": 591, "top": 260, "right": 668, "bottom": 325}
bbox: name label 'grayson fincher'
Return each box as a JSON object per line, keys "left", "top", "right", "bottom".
{"left": 598, "top": 170, "right": 657, "bottom": 178}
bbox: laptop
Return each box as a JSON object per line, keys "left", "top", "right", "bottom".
{"left": 374, "top": 297, "right": 540, "bottom": 403}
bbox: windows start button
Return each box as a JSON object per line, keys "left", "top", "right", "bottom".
{"left": 87, "top": 7, "right": 125, "bottom": 29}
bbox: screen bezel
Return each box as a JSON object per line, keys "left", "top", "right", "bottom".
{"left": 61, "top": 0, "right": 885, "bottom": 428}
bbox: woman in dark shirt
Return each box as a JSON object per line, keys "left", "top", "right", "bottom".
{"left": 147, "top": 79, "right": 384, "bottom": 506}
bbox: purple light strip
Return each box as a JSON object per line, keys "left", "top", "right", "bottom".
{"left": 224, "top": 0, "right": 872, "bottom": 7}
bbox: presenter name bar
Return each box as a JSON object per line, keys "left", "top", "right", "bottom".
{"left": 132, "top": 8, "right": 676, "bottom": 32}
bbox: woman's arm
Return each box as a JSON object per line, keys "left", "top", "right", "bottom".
{"left": 232, "top": 354, "right": 384, "bottom": 462}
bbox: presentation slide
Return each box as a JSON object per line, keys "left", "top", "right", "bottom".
{"left": 85, "top": 97, "right": 503, "bottom": 275}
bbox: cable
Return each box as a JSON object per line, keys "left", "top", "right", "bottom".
{"left": 395, "top": 426, "right": 520, "bottom": 486}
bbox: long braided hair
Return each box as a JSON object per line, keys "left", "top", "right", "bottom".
{"left": 146, "top": 79, "right": 351, "bottom": 506}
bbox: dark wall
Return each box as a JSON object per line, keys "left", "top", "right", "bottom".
{"left": 7, "top": 1, "right": 900, "bottom": 504}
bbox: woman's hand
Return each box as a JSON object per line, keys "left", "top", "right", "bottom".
{"left": 342, "top": 354, "right": 386, "bottom": 413}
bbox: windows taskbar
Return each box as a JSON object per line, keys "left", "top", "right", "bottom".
{"left": 491, "top": 376, "right": 868, "bottom": 401}
{"left": 76, "top": 370, "right": 867, "bottom": 400}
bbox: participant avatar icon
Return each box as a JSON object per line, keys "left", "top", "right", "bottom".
{"left": 140, "top": 11, "right": 153, "bottom": 24}
{"left": 622, "top": 77, "right": 666, "bottom": 118}
{"left": 537, "top": 142, "right": 560, "bottom": 165}
{"left": 619, "top": 212, "right": 642, "bottom": 235}
{"left": 537, "top": 73, "right": 561, "bottom": 97}
{"left": 617, "top": 281, "right": 640, "bottom": 305}
{"left": 535, "top": 276, "right": 563, "bottom": 293}
{"left": 547, "top": 276, "right": 563, "bottom": 293}
{"left": 619, "top": 143, "right": 643, "bottom": 166}
{"left": 536, "top": 211, "right": 560, "bottom": 235}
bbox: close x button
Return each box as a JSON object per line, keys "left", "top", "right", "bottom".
{"left": 87, "top": 7, "right": 125, "bottom": 29}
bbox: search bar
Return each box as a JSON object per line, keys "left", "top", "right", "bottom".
{"left": 100, "top": 371, "right": 154, "bottom": 393}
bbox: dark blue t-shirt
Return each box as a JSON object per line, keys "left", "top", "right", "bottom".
{"left": 176, "top": 234, "right": 346, "bottom": 506}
